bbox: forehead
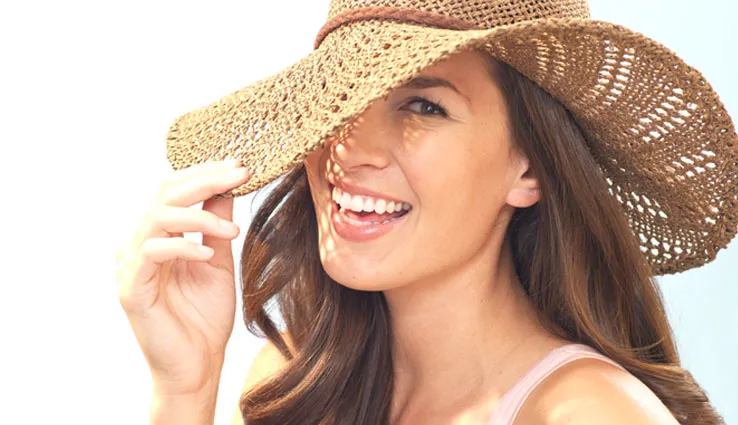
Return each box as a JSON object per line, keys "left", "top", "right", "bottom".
{"left": 396, "top": 50, "right": 504, "bottom": 105}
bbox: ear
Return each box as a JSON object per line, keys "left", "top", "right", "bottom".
{"left": 506, "top": 155, "right": 540, "bottom": 208}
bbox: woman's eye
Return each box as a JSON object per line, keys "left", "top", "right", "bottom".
{"left": 403, "top": 97, "right": 448, "bottom": 118}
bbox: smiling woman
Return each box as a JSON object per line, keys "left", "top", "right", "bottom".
{"left": 233, "top": 49, "right": 729, "bottom": 425}
{"left": 116, "top": 0, "right": 737, "bottom": 424}
{"left": 302, "top": 51, "right": 534, "bottom": 294}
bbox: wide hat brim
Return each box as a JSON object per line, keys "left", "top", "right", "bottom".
{"left": 165, "top": 17, "right": 738, "bottom": 275}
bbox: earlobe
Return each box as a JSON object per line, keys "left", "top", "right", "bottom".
{"left": 507, "top": 186, "right": 541, "bottom": 208}
{"left": 507, "top": 169, "right": 541, "bottom": 208}
{"left": 508, "top": 155, "right": 540, "bottom": 208}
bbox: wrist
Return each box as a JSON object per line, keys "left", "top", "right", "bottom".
{"left": 151, "top": 356, "right": 225, "bottom": 396}
{"left": 150, "top": 380, "right": 221, "bottom": 425}
{"left": 150, "top": 363, "right": 224, "bottom": 425}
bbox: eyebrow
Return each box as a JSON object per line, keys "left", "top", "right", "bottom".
{"left": 396, "top": 76, "right": 471, "bottom": 105}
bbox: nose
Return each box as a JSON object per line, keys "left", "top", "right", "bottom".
{"left": 329, "top": 102, "right": 392, "bottom": 173}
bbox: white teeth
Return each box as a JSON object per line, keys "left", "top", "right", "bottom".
{"left": 363, "top": 197, "right": 375, "bottom": 212}
{"left": 350, "top": 195, "right": 364, "bottom": 212}
{"left": 375, "top": 199, "right": 387, "bottom": 214}
{"left": 332, "top": 185, "right": 412, "bottom": 215}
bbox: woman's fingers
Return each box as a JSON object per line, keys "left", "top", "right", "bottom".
{"left": 123, "top": 161, "right": 248, "bottom": 255}
{"left": 156, "top": 163, "right": 250, "bottom": 209}
{"left": 118, "top": 237, "right": 214, "bottom": 312}
{"left": 140, "top": 237, "right": 215, "bottom": 264}
{"left": 149, "top": 205, "right": 240, "bottom": 238}
{"left": 201, "top": 195, "right": 239, "bottom": 269}
{"left": 147, "top": 199, "right": 241, "bottom": 272}
{"left": 163, "top": 159, "right": 243, "bottom": 186}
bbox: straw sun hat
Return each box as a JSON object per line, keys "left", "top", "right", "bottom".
{"left": 164, "top": 0, "right": 738, "bottom": 276}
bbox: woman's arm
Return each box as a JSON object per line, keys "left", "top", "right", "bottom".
{"left": 151, "top": 368, "right": 223, "bottom": 425}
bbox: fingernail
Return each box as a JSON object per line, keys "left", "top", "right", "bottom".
{"left": 218, "top": 219, "right": 239, "bottom": 233}
{"left": 228, "top": 167, "right": 249, "bottom": 179}
{"left": 224, "top": 158, "right": 241, "bottom": 167}
{"left": 198, "top": 245, "right": 214, "bottom": 257}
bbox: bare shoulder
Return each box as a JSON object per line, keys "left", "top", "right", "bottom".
{"left": 515, "top": 357, "right": 680, "bottom": 425}
{"left": 243, "top": 331, "right": 294, "bottom": 391}
{"left": 230, "top": 332, "right": 294, "bottom": 425}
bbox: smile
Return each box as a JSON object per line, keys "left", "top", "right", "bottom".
{"left": 329, "top": 183, "right": 413, "bottom": 242}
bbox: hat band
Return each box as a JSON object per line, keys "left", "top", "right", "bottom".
{"left": 314, "top": 6, "right": 483, "bottom": 50}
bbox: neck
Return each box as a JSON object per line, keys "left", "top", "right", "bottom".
{"left": 384, "top": 234, "right": 566, "bottom": 420}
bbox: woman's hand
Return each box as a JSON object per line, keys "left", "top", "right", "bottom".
{"left": 115, "top": 159, "right": 250, "bottom": 395}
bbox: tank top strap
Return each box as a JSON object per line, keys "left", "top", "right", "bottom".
{"left": 486, "top": 343, "right": 625, "bottom": 425}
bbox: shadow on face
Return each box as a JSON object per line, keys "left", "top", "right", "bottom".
{"left": 303, "top": 49, "right": 539, "bottom": 292}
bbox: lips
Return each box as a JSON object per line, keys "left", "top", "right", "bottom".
{"left": 328, "top": 183, "right": 412, "bottom": 242}
{"left": 330, "top": 198, "right": 409, "bottom": 242}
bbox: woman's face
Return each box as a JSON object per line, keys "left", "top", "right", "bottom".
{"left": 303, "top": 50, "right": 540, "bottom": 291}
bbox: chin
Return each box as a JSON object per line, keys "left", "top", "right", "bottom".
{"left": 320, "top": 255, "right": 407, "bottom": 292}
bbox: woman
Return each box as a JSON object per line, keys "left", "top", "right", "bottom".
{"left": 115, "top": 1, "right": 737, "bottom": 424}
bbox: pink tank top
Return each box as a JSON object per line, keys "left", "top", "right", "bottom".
{"left": 485, "top": 343, "right": 625, "bottom": 425}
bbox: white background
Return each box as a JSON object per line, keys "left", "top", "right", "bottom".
{"left": 0, "top": 0, "right": 735, "bottom": 424}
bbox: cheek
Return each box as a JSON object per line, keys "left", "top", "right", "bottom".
{"left": 410, "top": 142, "right": 509, "bottom": 238}
{"left": 303, "top": 148, "right": 334, "bottom": 240}
{"left": 303, "top": 146, "right": 326, "bottom": 178}
{"left": 407, "top": 144, "right": 475, "bottom": 208}
{"left": 303, "top": 146, "right": 333, "bottom": 200}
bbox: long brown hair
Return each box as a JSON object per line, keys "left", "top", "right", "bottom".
{"left": 236, "top": 49, "right": 725, "bottom": 425}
